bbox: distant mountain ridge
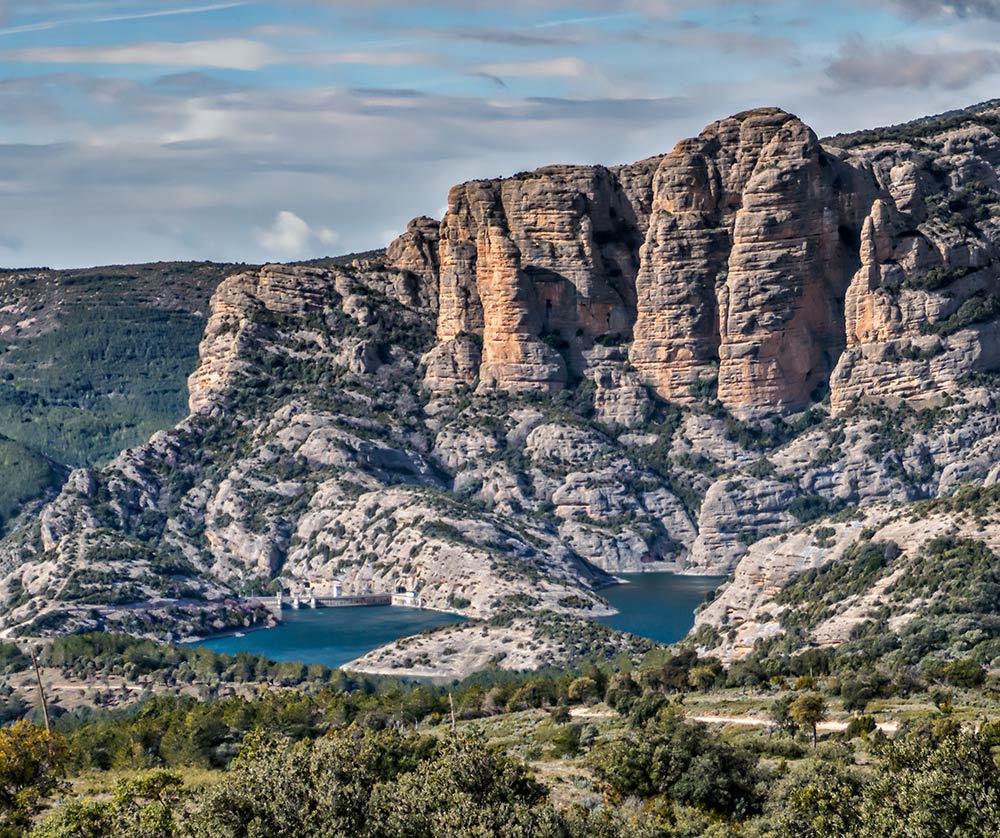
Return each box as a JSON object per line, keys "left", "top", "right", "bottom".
{"left": 0, "top": 262, "right": 244, "bottom": 527}
{"left": 2, "top": 101, "right": 1000, "bottom": 678}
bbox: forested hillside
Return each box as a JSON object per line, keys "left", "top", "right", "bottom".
{"left": 0, "top": 262, "right": 240, "bottom": 528}
{"left": 5, "top": 632, "right": 1000, "bottom": 837}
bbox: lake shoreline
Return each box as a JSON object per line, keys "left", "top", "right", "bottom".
{"left": 187, "top": 573, "right": 725, "bottom": 674}
{"left": 192, "top": 604, "right": 467, "bottom": 669}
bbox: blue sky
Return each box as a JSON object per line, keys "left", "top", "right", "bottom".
{"left": 0, "top": 0, "right": 998, "bottom": 267}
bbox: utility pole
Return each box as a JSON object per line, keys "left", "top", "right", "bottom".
{"left": 449, "top": 693, "right": 457, "bottom": 734}
{"left": 29, "top": 646, "right": 52, "bottom": 742}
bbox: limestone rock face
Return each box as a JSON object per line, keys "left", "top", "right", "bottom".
{"left": 385, "top": 216, "right": 441, "bottom": 311}
{"left": 716, "top": 116, "right": 870, "bottom": 412}
{"left": 190, "top": 262, "right": 436, "bottom": 414}
{"left": 630, "top": 108, "right": 872, "bottom": 411}
{"left": 420, "top": 334, "right": 482, "bottom": 391}
{"left": 830, "top": 116, "right": 1000, "bottom": 408}
{"left": 611, "top": 154, "right": 665, "bottom": 237}
{"left": 423, "top": 103, "right": 1000, "bottom": 416}
{"left": 189, "top": 265, "right": 333, "bottom": 415}
{"left": 628, "top": 127, "right": 731, "bottom": 402}
{"left": 187, "top": 269, "right": 265, "bottom": 415}
{"left": 687, "top": 477, "right": 800, "bottom": 573}
{"left": 431, "top": 165, "right": 647, "bottom": 393}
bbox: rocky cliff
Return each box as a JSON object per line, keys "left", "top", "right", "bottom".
{"left": 3, "top": 101, "right": 1000, "bottom": 676}
{"left": 830, "top": 120, "right": 1000, "bottom": 407}
{"left": 424, "top": 103, "right": 1000, "bottom": 417}
{"left": 631, "top": 108, "right": 872, "bottom": 412}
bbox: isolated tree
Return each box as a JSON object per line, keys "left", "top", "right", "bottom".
{"left": 770, "top": 695, "right": 797, "bottom": 737}
{"left": 790, "top": 693, "right": 827, "bottom": 748}
{"left": 567, "top": 676, "right": 600, "bottom": 704}
{"left": 687, "top": 665, "right": 720, "bottom": 692}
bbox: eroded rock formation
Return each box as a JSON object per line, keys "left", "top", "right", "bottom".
{"left": 5, "top": 101, "right": 1000, "bottom": 677}
{"left": 431, "top": 166, "right": 644, "bottom": 394}
{"left": 419, "top": 103, "right": 1000, "bottom": 417}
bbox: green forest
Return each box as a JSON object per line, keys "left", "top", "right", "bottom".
{"left": 5, "top": 632, "right": 1000, "bottom": 837}
{"left": 0, "top": 263, "right": 235, "bottom": 530}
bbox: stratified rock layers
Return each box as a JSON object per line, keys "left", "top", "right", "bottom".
{"left": 433, "top": 166, "right": 643, "bottom": 393}
{"left": 423, "top": 105, "right": 1000, "bottom": 416}
{"left": 627, "top": 107, "right": 871, "bottom": 410}
{"left": 831, "top": 122, "right": 1000, "bottom": 408}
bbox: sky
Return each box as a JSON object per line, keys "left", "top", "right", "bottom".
{"left": 1, "top": 1, "right": 999, "bottom": 268}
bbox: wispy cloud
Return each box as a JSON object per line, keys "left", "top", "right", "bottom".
{"left": 0, "top": 2, "right": 248, "bottom": 37}
{"left": 451, "top": 28, "right": 573, "bottom": 47}
{"left": 4, "top": 39, "right": 283, "bottom": 70}
{"left": 91, "top": 2, "right": 248, "bottom": 23}
{"left": 1, "top": 38, "right": 437, "bottom": 70}
{"left": 534, "top": 12, "right": 639, "bottom": 28}
{"left": 0, "top": 0, "right": 998, "bottom": 269}
{"left": 474, "top": 56, "right": 593, "bottom": 79}
{"left": 881, "top": 0, "right": 1000, "bottom": 19}
{"left": 257, "top": 210, "right": 338, "bottom": 257}
{"left": 641, "top": 26, "right": 800, "bottom": 61}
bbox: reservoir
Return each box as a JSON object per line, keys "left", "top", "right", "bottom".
{"left": 196, "top": 606, "right": 462, "bottom": 669}
{"left": 194, "top": 573, "right": 723, "bottom": 669}
{"left": 597, "top": 572, "right": 725, "bottom": 644}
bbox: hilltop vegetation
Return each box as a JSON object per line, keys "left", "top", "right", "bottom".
{"left": 0, "top": 262, "right": 240, "bottom": 470}
{"left": 823, "top": 97, "right": 1000, "bottom": 148}
{"left": 0, "top": 437, "right": 65, "bottom": 530}
{"left": 6, "top": 631, "right": 1000, "bottom": 837}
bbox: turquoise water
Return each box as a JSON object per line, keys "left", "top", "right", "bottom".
{"left": 597, "top": 573, "right": 725, "bottom": 644}
{"left": 195, "top": 606, "right": 463, "bottom": 669}
{"left": 194, "top": 573, "right": 722, "bottom": 668}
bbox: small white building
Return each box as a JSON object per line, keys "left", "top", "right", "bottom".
{"left": 391, "top": 591, "right": 423, "bottom": 608}
{"left": 311, "top": 579, "right": 343, "bottom": 598}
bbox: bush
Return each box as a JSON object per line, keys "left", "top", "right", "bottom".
{"left": 788, "top": 494, "right": 835, "bottom": 524}
{"left": 589, "top": 709, "right": 762, "bottom": 817}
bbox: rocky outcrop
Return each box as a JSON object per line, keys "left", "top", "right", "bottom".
{"left": 830, "top": 117, "right": 1000, "bottom": 408}
{"left": 422, "top": 108, "right": 886, "bottom": 414}
{"left": 611, "top": 154, "right": 665, "bottom": 237}
{"left": 386, "top": 217, "right": 440, "bottom": 282}
{"left": 424, "top": 104, "right": 1000, "bottom": 416}
{"left": 384, "top": 216, "right": 441, "bottom": 311}
{"left": 430, "top": 165, "right": 645, "bottom": 393}
{"left": 715, "top": 115, "right": 870, "bottom": 412}
{"left": 190, "top": 260, "right": 440, "bottom": 414}
{"left": 423, "top": 110, "right": 861, "bottom": 412}
{"left": 693, "top": 496, "right": 1000, "bottom": 662}
{"left": 687, "top": 477, "right": 800, "bottom": 573}
{"left": 629, "top": 109, "right": 873, "bottom": 412}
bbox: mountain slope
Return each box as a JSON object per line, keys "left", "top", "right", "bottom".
{"left": 0, "top": 262, "right": 241, "bottom": 470}
{"left": 2, "top": 102, "right": 1000, "bottom": 677}
{"left": 0, "top": 435, "right": 65, "bottom": 530}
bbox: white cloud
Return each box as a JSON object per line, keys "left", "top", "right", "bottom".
{"left": 6, "top": 38, "right": 282, "bottom": 70}
{"left": 0, "top": 38, "right": 436, "bottom": 70}
{"left": 826, "top": 40, "right": 1000, "bottom": 89}
{"left": 313, "top": 49, "right": 435, "bottom": 66}
{"left": 475, "top": 56, "right": 592, "bottom": 79}
{"left": 256, "top": 211, "right": 339, "bottom": 258}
